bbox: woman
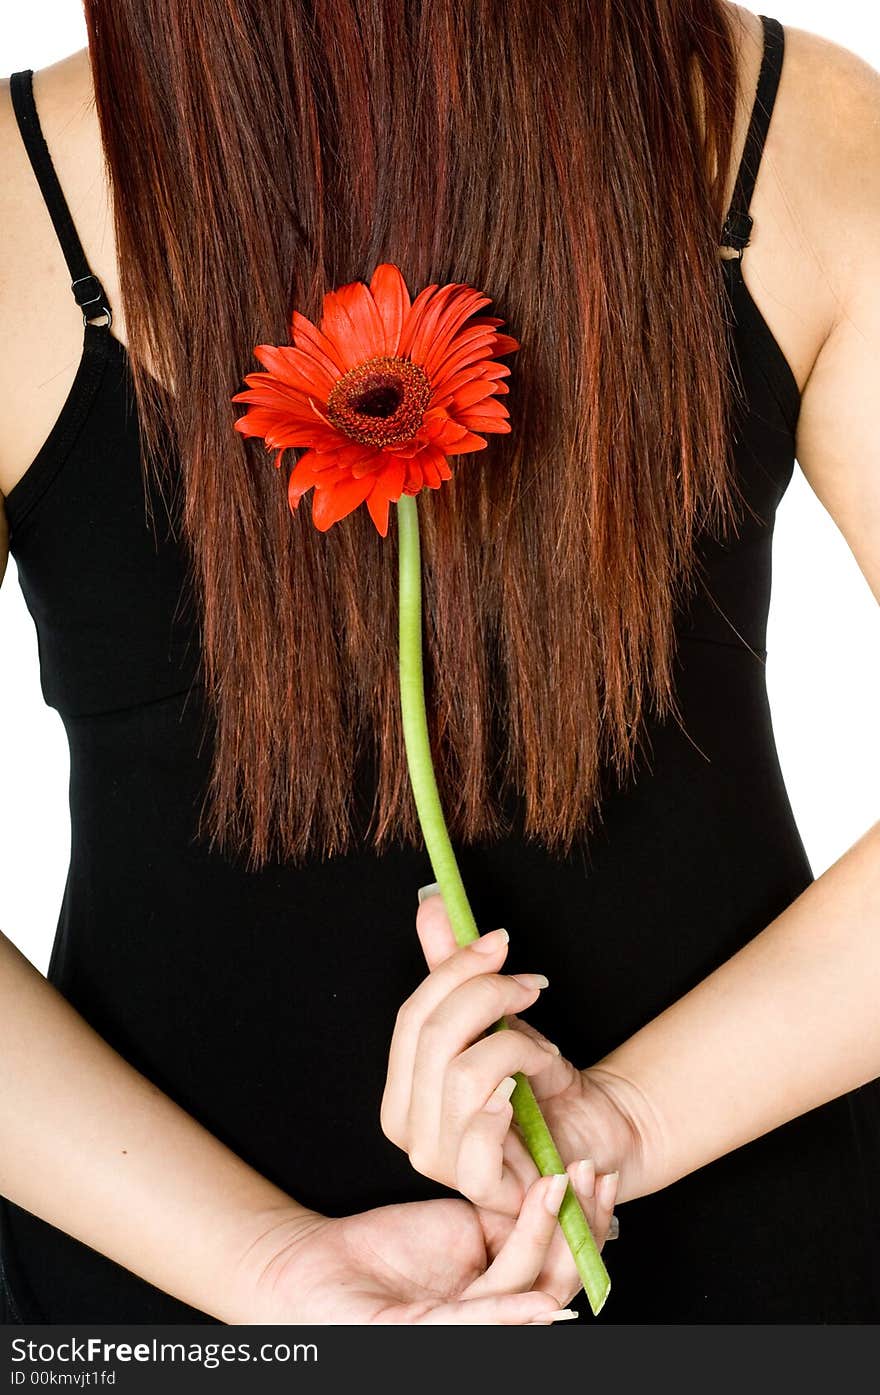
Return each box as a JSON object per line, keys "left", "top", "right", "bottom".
{"left": 0, "top": 1, "right": 878, "bottom": 1324}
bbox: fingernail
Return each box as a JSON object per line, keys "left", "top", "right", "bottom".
{"left": 510, "top": 972, "right": 549, "bottom": 989}
{"left": 597, "top": 1171, "right": 619, "bottom": 1207}
{"left": 607, "top": 1213, "right": 620, "bottom": 1241}
{"left": 472, "top": 928, "right": 509, "bottom": 953}
{"left": 417, "top": 882, "right": 441, "bottom": 904}
{"left": 485, "top": 1076, "right": 517, "bottom": 1113}
{"left": 540, "top": 1308, "right": 579, "bottom": 1323}
{"left": 542, "top": 1039, "right": 561, "bottom": 1056}
{"left": 574, "top": 1158, "right": 595, "bottom": 1198}
{"left": 543, "top": 1172, "right": 568, "bottom": 1215}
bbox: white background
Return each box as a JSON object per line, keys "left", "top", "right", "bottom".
{"left": 2, "top": 3, "right": 879, "bottom": 974}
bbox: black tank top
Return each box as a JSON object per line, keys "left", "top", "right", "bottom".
{"left": 2, "top": 15, "right": 879, "bottom": 1324}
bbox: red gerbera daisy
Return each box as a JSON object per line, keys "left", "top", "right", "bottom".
{"left": 231, "top": 262, "right": 520, "bottom": 536}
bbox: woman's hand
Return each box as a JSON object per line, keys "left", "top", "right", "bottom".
{"left": 237, "top": 1169, "right": 603, "bottom": 1325}
{"left": 381, "top": 888, "right": 655, "bottom": 1219}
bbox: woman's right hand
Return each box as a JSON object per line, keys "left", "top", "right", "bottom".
{"left": 0, "top": 922, "right": 603, "bottom": 1328}
{"left": 237, "top": 1163, "right": 611, "bottom": 1324}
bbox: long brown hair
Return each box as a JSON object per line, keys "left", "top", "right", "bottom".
{"left": 82, "top": 0, "right": 744, "bottom": 870}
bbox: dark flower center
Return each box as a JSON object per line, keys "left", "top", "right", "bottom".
{"left": 351, "top": 383, "right": 402, "bottom": 417}
{"left": 327, "top": 355, "right": 431, "bottom": 447}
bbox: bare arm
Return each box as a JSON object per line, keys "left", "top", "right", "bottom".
{"left": 0, "top": 918, "right": 320, "bottom": 1322}
{"left": 0, "top": 501, "right": 320, "bottom": 1322}
{"left": 595, "top": 820, "right": 880, "bottom": 1196}
{"left": 593, "top": 41, "right": 880, "bottom": 1199}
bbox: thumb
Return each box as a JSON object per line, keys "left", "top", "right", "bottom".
{"left": 415, "top": 884, "right": 461, "bottom": 970}
{"left": 506, "top": 1014, "right": 580, "bottom": 1097}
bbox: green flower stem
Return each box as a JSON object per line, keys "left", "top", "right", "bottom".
{"left": 396, "top": 491, "right": 610, "bottom": 1318}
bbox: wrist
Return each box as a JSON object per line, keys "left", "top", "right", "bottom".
{"left": 579, "top": 1060, "right": 671, "bottom": 1205}
{"left": 222, "top": 1201, "right": 328, "bottom": 1324}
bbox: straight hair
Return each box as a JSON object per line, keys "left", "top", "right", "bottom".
{"left": 82, "top": 0, "right": 744, "bottom": 869}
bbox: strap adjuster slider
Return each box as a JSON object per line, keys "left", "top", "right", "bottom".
{"left": 720, "top": 210, "right": 754, "bottom": 260}
{"left": 71, "top": 274, "right": 113, "bottom": 328}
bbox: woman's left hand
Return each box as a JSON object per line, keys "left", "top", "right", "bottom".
{"left": 381, "top": 888, "right": 651, "bottom": 1222}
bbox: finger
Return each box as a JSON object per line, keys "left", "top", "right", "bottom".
{"left": 414, "top": 1290, "right": 566, "bottom": 1326}
{"left": 408, "top": 995, "right": 557, "bottom": 1175}
{"left": 387, "top": 968, "right": 549, "bottom": 1159}
{"left": 470, "top": 1137, "right": 544, "bottom": 1257}
{"left": 570, "top": 1156, "right": 596, "bottom": 1201}
{"left": 380, "top": 927, "right": 512, "bottom": 1145}
{"left": 504, "top": 1014, "right": 581, "bottom": 1098}
{"left": 451, "top": 1076, "right": 525, "bottom": 1214}
{"left": 525, "top": 1308, "right": 581, "bottom": 1325}
{"left": 443, "top": 1037, "right": 560, "bottom": 1210}
{"left": 530, "top": 1158, "right": 608, "bottom": 1308}
{"left": 531, "top": 1157, "right": 619, "bottom": 1309}
{"left": 460, "top": 1172, "right": 569, "bottom": 1301}
{"left": 590, "top": 1167, "right": 620, "bottom": 1250}
{"left": 500, "top": 1127, "right": 545, "bottom": 1200}
{"left": 415, "top": 889, "right": 460, "bottom": 970}
{"left": 468, "top": 1116, "right": 538, "bottom": 1216}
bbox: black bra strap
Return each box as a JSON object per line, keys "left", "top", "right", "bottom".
{"left": 9, "top": 68, "right": 112, "bottom": 327}
{"left": 721, "top": 14, "right": 785, "bottom": 258}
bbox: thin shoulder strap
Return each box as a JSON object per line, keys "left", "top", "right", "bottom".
{"left": 9, "top": 67, "right": 112, "bottom": 327}
{"left": 721, "top": 14, "right": 785, "bottom": 258}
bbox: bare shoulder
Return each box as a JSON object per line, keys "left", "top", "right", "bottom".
{"left": 782, "top": 14, "right": 880, "bottom": 143}
{"left": 774, "top": 13, "right": 880, "bottom": 328}
{"left": 761, "top": 16, "right": 880, "bottom": 601}
{"left": 712, "top": 5, "right": 879, "bottom": 395}
{"left": 0, "top": 51, "right": 96, "bottom": 314}
{"left": 0, "top": 48, "right": 113, "bottom": 501}
{"left": 0, "top": 70, "right": 39, "bottom": 345}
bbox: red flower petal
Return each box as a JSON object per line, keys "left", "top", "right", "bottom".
{"left": 311, "top": 473, "right": 375, "bottom": 531}
{"left": 430, "top": 327, "right": 501, "bottom": 385}
{"left": 410, "top": 285, "right": 487, "bottom": 369}
{"left": 421, "top": 290, "right": 493, "bottom": 377}
{"left": 429, "top": 368, "right": 509, "bottom": 413}
{"left": 336, "top": 281, "right": 388, "bottom": 356}
{"left": 365, "top": 457, "right": 407, "bottom": 535}
{"left": 421, "top": 456, "right": 443, "bottom": 488}
{"left": 233, "top": 262, "right": 519, "bottom": 534}
{"left": 488, "top": 332, "right": 521, "bottom": 356}
{"left": 287, "top": 452, "right": 334, "bottom": 508}
{"left": 319, "top": 288, "right": 378, "bottom": 369}
{"left": 419, "top": 414, "right": 482, "bottom": 452}
{"left": 442, "top": 428, "right": 488, "bottom": 455}
{"left": 231, "top": 384, "right": 320, "bottom": 423}
{"left": 369, "top": 263, "right": 411, "bottom": 356}
{"left": 290, "top": 311, "right": 348, "bottom": 376}
{"left": 233, "top": 370, "right": 315, "bottom": 404}
{"left": 277, "top": 344, "right": 338, "bottom": 398}
{"left": 397, "top": 282, "right": 442, "bottom": 357}
{"left": 449, "top": 378, "right": 501, "bottom": 410}
{"left": 403, "top": 459, "right": 424, "bottom": 492}
{"left": 252, "top": 344, "right": 334, "bottom": 400}
{"left": 366, "top": 489, "right": 391, "bottom": 536}
{"left": 350, "top": 451, "right": 395, "bottom": 478}
{"left": 456, "top": 410, "right": 512, "bottom": 433}
{"left": 464, "top": 319, "right": 521, "bottom": 358}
